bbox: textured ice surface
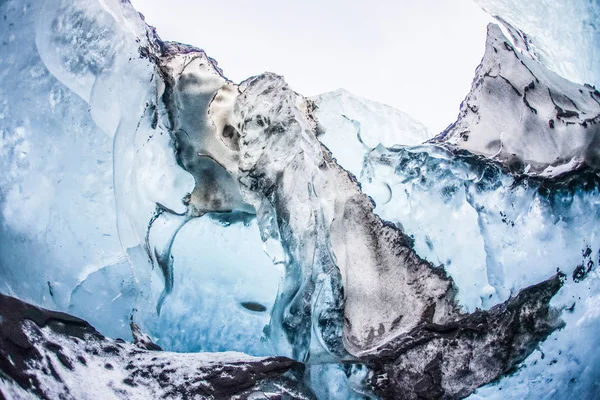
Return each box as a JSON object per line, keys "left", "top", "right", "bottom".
{"left": 313, "top": 89, "right": 431, "bottom": 178}
{"left": 144, "top": 216, "right": 281, "bottom": 354}
{"left": 0, "top": 0, "right": 280, "bottom": 358}
{"left": 366, "top": 274, "right": 565, "bottom": 399}
{"left": 0, "top": 0, "right": 124, "bottom": 311}
{"left": 432, "top": 24, "right": 600, "bottom": 177}
{"left": 349, "top": 143, "right": 600, "bottom": 398}
{"left": 469, "top": 270, "right": 600, "bottom": 399}
{"left": 361, "top": 145, "right": 600, "bottom": 310}
{"left": 475, "top": 0, "right": 600, "bottom": 87}
{"left": 310, "top": 20, "right": 600, "bottom": 398}
{"left": 233, "top": 73, "right": 463, "bottom": 359}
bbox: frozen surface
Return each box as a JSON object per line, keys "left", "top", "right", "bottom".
{"left": 68, "top": 259, "right": 137, "bottom": 342}
{"left": 469, "top": 269, "right": 600, "bottom": 399}
{"left": 233, "top": 73, "right": 461, "bottom": 359}
{"left": 349, "top": 143, "right": 600, "bottom": 398}
{"left": 475, "top": 0, "right": 600, "bottom": 87}
{"left": 0, "top": 0, "right": 124, "bottom": 311}
{"left": 144, "top": 216, "right": 282, "bottom": 355}
{"left": 432, "top": 24, "right": 600, "bottom": 177}
{"left": 361, "top": 145, "right": 600, "bottom": 310}
{"left": 313, "top": 89, "right": 430, "bottom": 178}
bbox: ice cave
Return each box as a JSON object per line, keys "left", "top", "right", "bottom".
{"left": 0, "top": 0, "right": 599, "bottom": 398}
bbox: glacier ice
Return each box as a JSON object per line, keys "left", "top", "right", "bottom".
{"left": 432, "top": 24, "right": 600, "bottom": 177}
{"left": 1, "top": 0, "right": 600, "bottom": 398}
{"left": 312, "top": 89, "right": 431, "bottom": 180}
{"left": 0, "top": 0, "right": 124, "bottom": 312}
{"left": 474, "top": 0, "right": 600, "bottom": 87}
{"left": 0, "top": 0, "right": 276, "bottom": 358}
{"left": 351, "top": 144, "right": 600, "bottom": 398}
{"left": 144, "top": 216, "right": 281, "bottom": 355}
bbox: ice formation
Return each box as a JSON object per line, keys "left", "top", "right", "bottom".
{"left": 432, "top": 24, "right": 600, "bottom": 177}
{"left": 1, "top": 0, "right": 599, "bottom": 399}
{"left": 474, "top": 0, "right": 600, "bottom": 87}
{"left": 312, "top": 89, "right": 431, "bottom": 180}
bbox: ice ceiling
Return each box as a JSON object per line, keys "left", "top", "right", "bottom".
{"left": 0, "top": 0, "right": 599, "bottom": 399}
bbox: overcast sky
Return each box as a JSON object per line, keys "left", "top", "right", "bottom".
{"left": 130, "top": 0, "right": 493, "bottom": 134}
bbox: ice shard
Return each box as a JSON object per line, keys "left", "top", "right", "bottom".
{"left": 0, "top": 292, "right": 313, "bottom": 399}
{"left": 312, "top": 89, "right": 431, "bottom": 179}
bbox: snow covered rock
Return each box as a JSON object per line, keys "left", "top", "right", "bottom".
{"left": 432, "top": 24, "right": 600, "bottom": 177}
{"left": 0, "top": 292, "right": 313, "bottom": 399}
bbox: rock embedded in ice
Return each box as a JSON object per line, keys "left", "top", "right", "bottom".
{"left": 365, "top": 274, "right": 565, "bottom": 400}
{"left": 432, "top": 24, "right": 600, "bottom": 177}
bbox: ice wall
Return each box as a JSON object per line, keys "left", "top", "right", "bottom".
{"left": 0, "top": 0, "right": 124, "bottom": 312}
{"left": 432, "top": 24, "right": 600, "bottom": 177}
{"left": 312, "top": 89, "right": 431, "bottom": 180}
{"left": 0, "top": 0, "right": 282, "bottom": 357}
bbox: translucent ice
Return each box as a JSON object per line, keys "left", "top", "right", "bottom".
{"left": 313, "top": 89, "right": 431, "bottom": 178}
{"left": 0, "top": 0, "right": 124, "bottom": 312}
{"left": 0, "top": 0, "right": 279, "bottom": 357}
{"left": 343, "top": 142, "right": 600, "bottom": 398}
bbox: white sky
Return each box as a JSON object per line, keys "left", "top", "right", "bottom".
{"left": 130, "top": 0, "right": 493, "bottom": 134}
